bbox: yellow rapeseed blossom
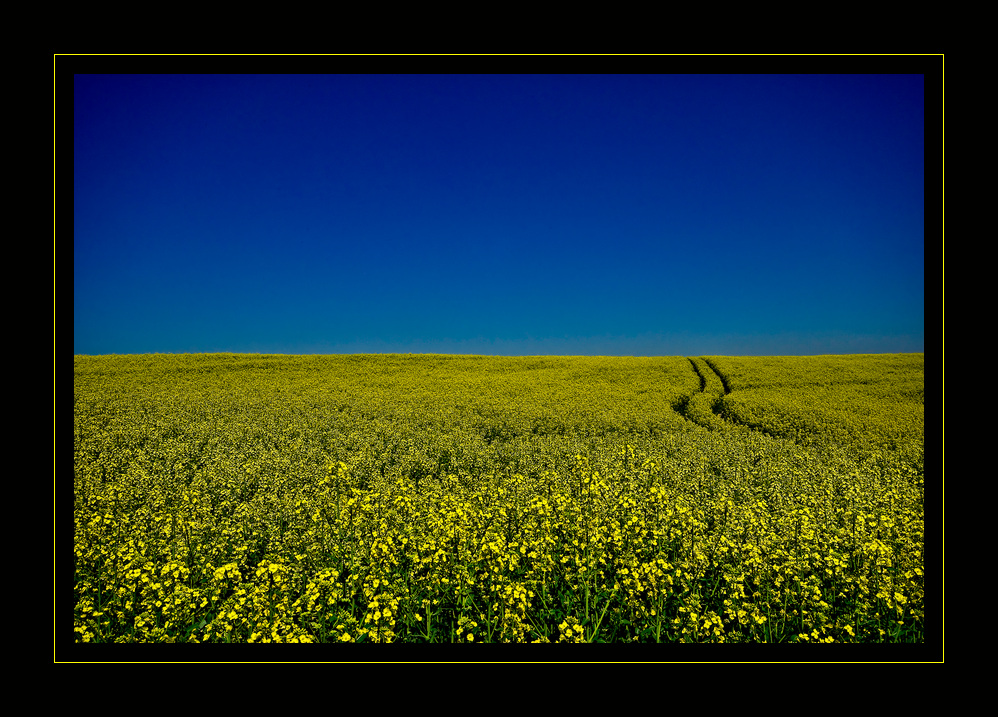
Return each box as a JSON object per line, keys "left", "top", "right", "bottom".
{"left": 74, "top": 353, "right": 923, "bottom": 644}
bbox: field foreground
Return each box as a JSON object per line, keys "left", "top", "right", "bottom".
{"left": 73, "top": 353, "right": 924, "bottom": 644}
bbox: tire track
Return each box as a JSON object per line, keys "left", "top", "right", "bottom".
{"left": 679, "top": 357, "right": 775, "bottom": 438}
{"left": 701, "top": 357, "right": 731, "bottom": 396}
{"left": 679, "top": 358, "right": 727, "bottom": 430}
{"left": 689, "top": 357, "right": 707, "bottom": 393}
{"left": 699, "top": 357, "right": 781, "bottom": 440}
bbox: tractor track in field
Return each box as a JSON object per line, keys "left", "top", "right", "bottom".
{"left": 701, "top": 357, "right": 731, "bottom": 396}
{"left": 674, "top": 358, "right": 723, "bottom": 428}
{"left": 688, "top": 358, "right": 784, "bottom": 440}
{"left": 688, "top": 358, "right": 707, "bottom": 393}
{"left": 677, "top": 357, "right": 769, "bottom": 436}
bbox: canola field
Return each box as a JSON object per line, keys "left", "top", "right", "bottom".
{"left": 73, "top": 353, "right": 925, "bottom": 643}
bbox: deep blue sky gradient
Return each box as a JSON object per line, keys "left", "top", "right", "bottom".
{"left": 73, "top": 74, "right": 925, "bottom": 356}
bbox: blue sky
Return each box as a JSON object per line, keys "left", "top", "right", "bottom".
{"left": 73, "top": 73, "right": 926, "bottom": 356}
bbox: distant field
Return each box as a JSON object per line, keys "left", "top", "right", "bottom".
{"left": 74, "top": 353, "right": 924, "bottom": 643}
{"left": 707, "top": 354, "right": 924, "bottom": 453}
